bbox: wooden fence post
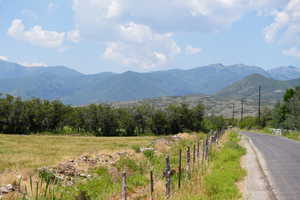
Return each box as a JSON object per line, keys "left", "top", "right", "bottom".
{"left": 197, "top": 140, "right": 200, "bottom": 164}
{"left": 165, "top": 156, "right": 171, "bottom": 199}
{"left": 186, "top": 146, "right": 191, "bottom": 175}
{"left": 205, "top": 136, "right": 209, "bottom": 161}
{"left": 178, "top": 149, "right": 182, "bottom": 189}
{"left": 121, "top": 172, "right": 127, "bottom": 200}
{"left": 192, "top": 144, "right": 196, "bottom": 168}
{"left": 150, "top": 170, "right": 154, "bottom": 200}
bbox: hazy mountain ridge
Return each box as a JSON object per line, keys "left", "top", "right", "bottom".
{"left": 216, "top": 73, "right": 300, "bottom": 100}
{"left": 267, "top": 66, "right": 300, "bottom": 80}
{"left": 0, "top": 60, "right": 299, "bottom": 104}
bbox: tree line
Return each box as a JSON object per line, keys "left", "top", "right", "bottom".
{"left": 272, "top": 86, "right": 300, "bottom": 130}
{"left": 0, "top": 94, "right": 217, "bottom": 136}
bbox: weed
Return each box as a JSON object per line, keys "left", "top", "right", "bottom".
{"left": 131, "top": 144, "right": 141, "bottom": 153}
{"left": 143, "top": 149, "right": 155, "bottom": 160}
{"left": 114, "top": 157, "right": 142, "bottom": 173}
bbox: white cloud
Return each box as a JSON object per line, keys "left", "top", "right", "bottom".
{"left": 185, "top": 45, "right": 202, "bottom": 55}
{"left": 67, "top": 30, "right": 81, "bottom": 43}
{"left": 103, "top": 22, "right": 181, "bottom": 69}
{"left": 73, "top": 0, "right": 287, "bottom": 35}
{"left": 18, "top": 62, "right": 48, "bottom": 67}
{"left": 8, "top": 19, "right": 65, "bottom": 48}
{"left": 72, "top": 0, "right": 288, "bottom": 68}
{"left": 0, "top": 56, "right": 8, "bottom": 61}
{"left": 282, "top": 47, "right": 300, "bottom": 59}
{"left": 263, "top": 0, "right": 300, "bottom": 57}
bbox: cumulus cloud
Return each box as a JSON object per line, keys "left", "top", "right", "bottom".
{"left": 7, "top": 19, "right": 65, "bottom": 48}
{"left": 73, "top": 0, "right": 286, "bottom": 34}
{"left": 263, "top": 0, "right": 300, "bottom": 58}
{"left": 0, "top": 56, "right": 8, "bottom": 61}
{"left": 72, "top": 0, "right": 289, "bottom": 69}
{"left": 185, "top": 45, "right": 202, "bottom": 55}
{"left": 103, "top": 22, "right": 181, "bottom": 68}
{"left": 67, "top": 30, "right": 81, "bottom": 43}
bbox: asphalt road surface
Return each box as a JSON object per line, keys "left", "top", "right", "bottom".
{"left": 242, "top": 132, "right": 300, "bottom": 200}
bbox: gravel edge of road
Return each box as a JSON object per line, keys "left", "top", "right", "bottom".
{"left": 242, "top": 134, "right": 278, "bottom": 200}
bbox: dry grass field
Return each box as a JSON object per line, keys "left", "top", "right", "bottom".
{"left": 0, "top": 134, "right": 155, "bottom": 184}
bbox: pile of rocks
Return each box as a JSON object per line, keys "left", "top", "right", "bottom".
{"left": 37, "top": 151, "right": 133, "bottom": 186}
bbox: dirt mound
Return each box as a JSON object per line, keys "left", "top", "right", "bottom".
{"left": 37, "top": 151, "right": 133, "bottom": 186}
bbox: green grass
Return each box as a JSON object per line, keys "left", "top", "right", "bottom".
{"left": 171, "top": 131, "right": 246, "bottom": 200}
{"left": 52, "top": 157, "right": 148, "bottom": 200}
{"left": 204, "top": 132, "right": 246, "bottom": 200}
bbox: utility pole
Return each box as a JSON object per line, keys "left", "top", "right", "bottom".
{"left": 241, "top": 99, "right": 244, "bottom": 121}
{"left": 258, "top": 85, "right": 261, "bottom": 123}
{"left": 232, "top": 103, "right": 235, "bottom": 120}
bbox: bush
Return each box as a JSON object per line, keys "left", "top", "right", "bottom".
{"left": 114, "top": 157, "right": 142, "bottom": 173}
{"left": 143, "top": 149, "right": 155, "bottom": 160}
{"left": 131, "top": 144, "right": 141, "bottom": 153}
{"left": 239, "top": 117, "right": 258, "bottom": 129}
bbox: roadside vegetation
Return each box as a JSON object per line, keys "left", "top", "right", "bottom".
{"left": 170, "top": 131, "right": 246, "bottom": 200}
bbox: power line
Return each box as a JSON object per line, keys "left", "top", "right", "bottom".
{"left": 232, "top": 103, "right": 235, "bottom": 120}
{"left": 258, "top": 85, "right": 261, "bottom": 123}
{"left": 241, "top": 99, "right": 244, "bottom": 120}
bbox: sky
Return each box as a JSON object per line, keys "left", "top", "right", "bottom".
{"left": 1, "top": 0, "right": 300, "bottom": 74}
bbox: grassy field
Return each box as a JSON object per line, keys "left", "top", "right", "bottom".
{"left": 0, "top": 132, "right": 246, "bottom": 200}
{"left": 0, "top": 134, "right": 155, "bottom": 185}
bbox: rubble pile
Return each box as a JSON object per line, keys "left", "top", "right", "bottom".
{"left": 37, "top": 151, "right": 133, "bottom": 186}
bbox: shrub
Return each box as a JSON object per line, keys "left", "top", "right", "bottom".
{"left": 131, "top": 144, "right": 141, "bottom": 153}
{"left": 143, "top": 149, "right": 155, "bottom": 160}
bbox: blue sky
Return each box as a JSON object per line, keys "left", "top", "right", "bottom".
{"left": 1, "top": 0, "right": 300, "bottom": 74}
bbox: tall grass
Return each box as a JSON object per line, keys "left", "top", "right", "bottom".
{"left": 170, "top": 131, "right": 246, "bottom": 200}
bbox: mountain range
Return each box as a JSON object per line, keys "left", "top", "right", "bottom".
{"left": 217, "top": 74, "right": 300, "bottom": 100}
{"left": 0, "top": 60, "right": 300, "bottom": 105}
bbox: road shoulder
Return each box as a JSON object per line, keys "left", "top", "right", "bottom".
{"left": 240, "top": 135, "right": 277, "bottom": 200}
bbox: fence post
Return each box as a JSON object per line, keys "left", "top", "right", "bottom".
{"left": 121, "top": 172, "right": 127, "bottom": 200}
{"left": 192, "top": 144, "right": 196, "bottom": 168}
{"left": 205, "top": 136, "right": 209, "bottom": 161}
{"left": 186, "top": 146, "right": 191, "bottom": 176}
{"left": 178, "top": 149, "right": 182, "bottom": 189}
{"left": 150, "top": 170, "right": 154, "bottom": 200}
{"left": 197, "top": 140, "right": 200, "bottom": 164}
{"left": 165, "top": 156, "right": 171, "bottom": 199}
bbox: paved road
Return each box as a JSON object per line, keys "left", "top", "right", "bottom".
{"left": 242, "top": 132, "right": 300, "bottom": 200}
